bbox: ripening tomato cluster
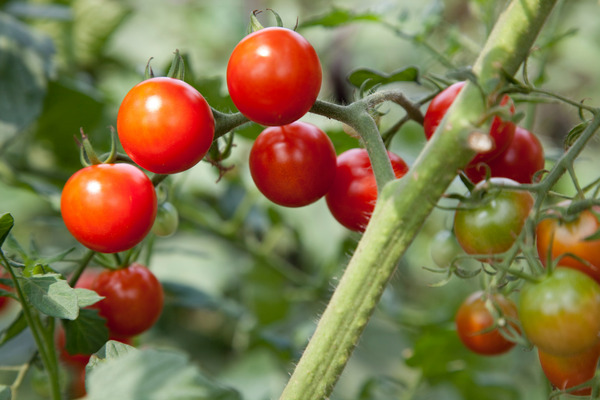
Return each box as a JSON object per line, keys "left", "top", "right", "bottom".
{"left": 442, "top": 179, "right": 600, "bottom": 395}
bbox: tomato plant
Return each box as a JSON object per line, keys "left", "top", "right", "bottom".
{"left": 453, "top": 178, "right": 534, "bottom": 255}
{"left": 60, "top": 163, "right": 157, "bottom": 254}
{"left": 249, "top": 122, "right": 337, "bottom": 207}
{"left": 536, "top": 202, "right": 600, "bottom": 284}
{"left": 423, "top": 81, "right": 516, "bottom": 167}
{"left": 325, "top": 148, "right": 408, "bottom": 232}
{"left": 430, "top": 229, "right": 464, "bottom": 268}
{"left": 538, "top": 340, "right": 600, "bottom": 396}
{"left": 91, "top": 263, "right": 164, "bottom": 338}
{"left": 464, "top": 126, "right": 545, "bottom": 184}
{"left": 519, "top": 267, "right": 600, "bottom": 356}
{"left": 117, "top": 77, "right": 215, "bottom": 174}
{"left": 226, "top": 27, "right": 322, "bottom": 126}
{"left": 151, "top": 201, "right": 179, "bottom": 237}
{"left": 455, "top": 291, "right": 519, "bottom": 355}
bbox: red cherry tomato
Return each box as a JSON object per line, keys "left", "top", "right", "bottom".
{"left": 117, "top": 77, "right": 215, "bottom": 174}
{"left": 325, "top": 148, "right": 408, "bottom": 232}
{"left": 519, "top": 267, "right": 600, "bottom": 356}
{"left": 227, "top": 27, "right": 322, "bottom": 126}
{"left": 453, "top": 178, "right": 534, "bottom": 256}
{"left": 455, "top": 291, "right": 519, "bottom": 355}
{"left": 423, "top": 81, "right": 516, "bottom": 166}
{"left": 465, "top": 126, "right": 545, "bottom": 184}
{"left": 538, "top": 340, "right": 600, "bottom": 396}
{"left": 249, "top": 122, "right": 337, "bottom": 207}
{"left": 91, "top": 263, "right": 164, "bottom": 338}
{"left": 536, "top": 202, "right": 600, "bottom": 284}
{"left": 61, "top": 164, "right": 157, "bottom": 254}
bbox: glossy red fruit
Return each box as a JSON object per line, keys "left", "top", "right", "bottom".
{"left": 455, "top": 291, "right": 519, "bottom": 355}
{"left": 61, "top": 164, "right": 157, "bottom": 254}
{"left": 465, "top": 126, "right": 545, "bottom": 184}
{"left": 325, "top": 148, "right": 408, "bottom": 232}
{"left": 538, "top": 340, "right": 600, "bottom": 396}
{"left": 227, "top": 27, "right": 322, "bottom": 126}
{"left": 249, "top": 122, "right": 337, "bottom": 207}
{"left": 423, "top": 81, "right": 516, "bottom": 166}
{"left": 536, "top": 202, "right": 600, "bottom": 284}
{"left": 91, "top": 263, "right": 164, "bottom": 338}
{"left": 117, "top": 77, "right": 215, "bottom": 174}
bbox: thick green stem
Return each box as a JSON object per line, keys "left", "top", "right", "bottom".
{"left": 279, "top": 1, "right": 558, "bottom": 399}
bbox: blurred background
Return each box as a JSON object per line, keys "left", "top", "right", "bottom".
{"left": 1, "top": 0, "right": 600, "bottom": 399}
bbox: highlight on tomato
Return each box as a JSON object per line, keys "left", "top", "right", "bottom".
{"left": 249, "top": 122, "right": 337, "bottom": 207}
{"left": 538, "top": 340, "right": 600, "bottom": 396}
{"left": 536, "top": 201, "right": 600, "bottom": 284}
{"left": 325, "top": 148, "right": 408, "bottom": 232}
{"left": 453, "top": 178, "right": 534, "bottom": 256}
{"left": 519, "top": 267, "right": 600, "bottom": 357}
{"left": 226, "top": 26, "right": 322, "bottom": 126}
{"left": 464, "top": 125, "right": 545, "bottom": 184}
{"left": 60, "top": 163, "right": 157, "bottom": 254}
{"left": 117, "top": 77, "right": 215, "bottom": 174}
{"left": 91, "top": 263, "right": 164, "bottom": 339}
{"left": 455, "top": 291, "right": 519, "bottom": 356}
{"left": 423, "top": 81, "right": 516, "bottom": 167}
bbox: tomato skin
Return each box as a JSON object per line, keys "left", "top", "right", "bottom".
{"left": 325, "top": 148, "right": 408, "bottom": 232}
{"left": 423, "top": 81, "right": 516, "bottom": 166}
{"left": 538, "top": 340, "right": 600, "bottom": 396}
{"left": 519, "top": 267, "right": 600, "bottom": 356}
{"left": 536, "top": 203, "right": 600, "bottom": 284}
{"left": 91, "top": 263, "right": 164, "bottom": 338}
{"left": 61, "top": 164, "right": 157, "bottom": 254}
{"left": 249, "top": 122, "right": 336, "bottom": 207}
{"left": 227, "top": 27, "right": 322, "bottom": 126}
{"left": 453, "top": 178, "right": 534, "bottom": 255}
{"left": 465, "top": 126, "right": 545, "bottom": 184}
{"left": 455, "top": 291, "right": 519, "bottom": 355}
{"left": 117, "top": 77, "right": 215, "bottom": 174}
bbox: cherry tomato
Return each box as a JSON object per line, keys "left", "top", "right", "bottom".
{"left": 151, "top": 202, "right": 179, "bottom": 237}
{"left": 0, "top": 271, "right": 13, "bottom": 313}
{"left": 423, "top": 81, "right": 516, "bottom": 166}
{"left": 538, "top": 340, "right": 600, "bottom": 396}
{"left": 249, "top": 122, "right": 336, "bottom": 207}
{"left": 430, "top": 229, "right": 464, "bottom": 268}
{"left": 61, "top": 164, "right": 157, "bottom": 254}
{"left": 464, "top": 126, "right": 545, "bottom": 184}
{"left": 455, "top": 291, "right": 519, "bottom": 355}
{"left": 453, "top": 178, "right": 534, "bottom": 255}
{"left": 227, "top": 27, "right": 322, "bottom": 126}
{"left": 325, "top": 148, "right": 408, "bottom": 232}
{"left": 91, "top": 263, "right": 164, "bottom": 338}
{"left": 536, "top": 202, "right": 600, "bottom": 284}
{"left": 519, "top": 267, "right": 600, "bottom": 356}
{"left": 117, "top": 77, "right": 215, "bottom": 174}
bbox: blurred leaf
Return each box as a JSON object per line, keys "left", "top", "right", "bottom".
{"left": 19, "top": 273, "right": 79, "bottom": 319}
{"left": 0, "top": 12, "right": 54, "bottom": 142}
{"left": 73, "top": 288, "right": 104, "bottom": 308}
{"left": 0, "top": 385, "right": 10, "bottom": 400}
{"left": 5, "top": 3, "right": 72, "bottom": 20}
{"left": 89, "top": 339, "right": 136, "bottom": 366}
{"left": 0, "top": 213, "right": 14, "bottom": 247}
{"left": 347, "top": 67, "right": 420, "bottom": 91}
{"left": 0, "top": 312, "right": 27, "bottom": 346}
{"left": 358, "top": 376, "right": 407, "bottom": 400}
{"left": 300, "top": 7, "right": 381, "bottom": 28}
{"left": 63, "top": 308, "right": 109, "bottom": 357}
{"left": 86, "top": 346, "right": 242, "bottom": 400}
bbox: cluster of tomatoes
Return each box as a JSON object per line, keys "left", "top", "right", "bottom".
{"left": 422, "top": 86, "right": 600, "bottom": 395}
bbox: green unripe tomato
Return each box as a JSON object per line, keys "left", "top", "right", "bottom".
{"left": 151, "top": 202, "right": 179, "bottom": 237}
{"left": 430, "top": 229, "right": 463, "bottom": 268}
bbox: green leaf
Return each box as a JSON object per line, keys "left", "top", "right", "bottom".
{"left": 73, "top": 288, "right": 104, "bottom": 308}
{"left": 564, "top": 120, "right": 590, "bottom": 150}
{"left": 19, "top": 274, "right": 79, "bottom": 319}
{"left": 86, "top": 347, "right": 242, "bottom": 400}
{"left": 347, "top": 67, "right": 420, "bottom": 91}
{"left": 0, "top": 312, "right": 27, "bottom": 345}
{"left": 63, "top": 308, "right": 109, "bottom": 357}
{"left": 0, "top": 385, "right": 11, "bottom": 400}
{"left": 300, "top": 7, "right": 381, "bottom": 28}
{"left": 0, "top": 12, "right": 54, "bottom": 141}
{"left": 0, "top": 213, "right": 14, "bottom": 247}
